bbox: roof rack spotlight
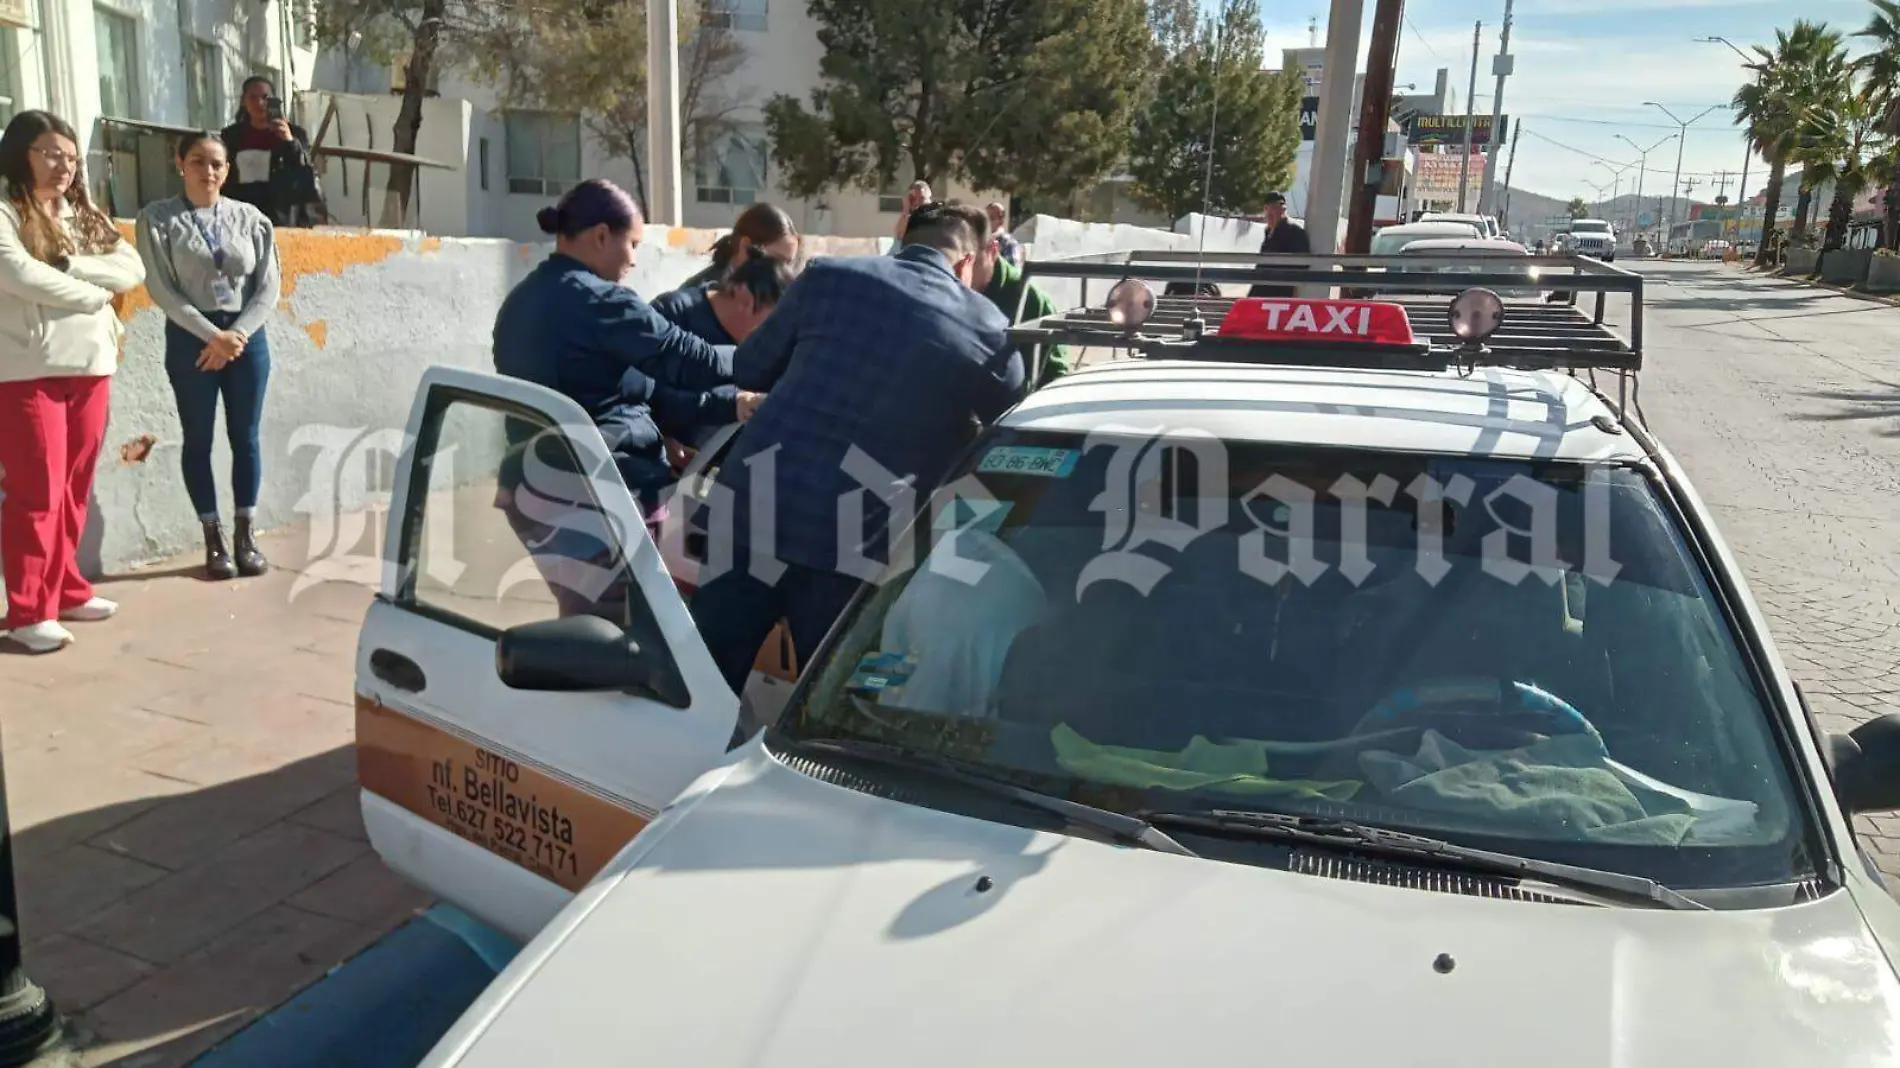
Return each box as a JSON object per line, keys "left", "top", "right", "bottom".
{"left": 1448, "top": 287, "right": 1505, "bottom": 347}
{"left": 1105, "top": 277, "right": 1156, "bottom": 331}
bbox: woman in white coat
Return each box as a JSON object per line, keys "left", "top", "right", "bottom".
{"left": 0, "top": 110, "right": 145, "bottom": 654}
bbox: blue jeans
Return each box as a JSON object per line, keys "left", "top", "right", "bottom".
{"left": 164, "top": 314, "right": 271, "bottom": 518}
{"left": 690, "top": 559, "right": 864, "bottom": 698}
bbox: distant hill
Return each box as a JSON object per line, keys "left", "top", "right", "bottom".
{"left": 1497, "top": 187, "right": 1707, "bottom": 242}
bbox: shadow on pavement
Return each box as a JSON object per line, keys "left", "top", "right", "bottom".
{"left": 1795, "top": 383, "right": 1900, "bottom": 436}
{"left": 10, "top": 747, "right": 442, "bottom": 1067}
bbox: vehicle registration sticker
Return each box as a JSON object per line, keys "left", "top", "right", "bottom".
{"left": 847, "top": 652, "right": 916, "bottom": 693}
{"left": 978, "top": 446, "right": 1077, "bottom": 477}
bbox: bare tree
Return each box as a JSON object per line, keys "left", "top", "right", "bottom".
{"left": 464, "top": 0, "right": 748, "bottom": 216}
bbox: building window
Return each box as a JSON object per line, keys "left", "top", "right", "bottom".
{"left": 0, "top": 27, "right": 19, "bottom": 128}
{"left": 478, "top": 136, "right": 490, "bottom": 191}
{"left": 703, "top": 0, "right": 766, "bottom": 32}
{"left": 95, "top": 7, "right": 140, "bottom": 120}
{"left": 878, "top": 176, "right": 912, "bottom": 214}
{"left": 505, "top": 111, "right": 580, "bottom": 196}
{"left": 693, "top": 127, "right": 766, "bottom": 205}
{"left": 184, "top": 39, "right": 223, "bottom": 131}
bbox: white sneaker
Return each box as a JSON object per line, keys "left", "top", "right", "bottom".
{"left": 59, "top": 597, "right": 118, "bottom": 622}
{"left": 7, "top": 621, "right": 74, "bottom": 654}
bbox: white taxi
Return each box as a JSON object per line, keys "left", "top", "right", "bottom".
{"left": 355, "top": 274, "right": 1900, "bottom": 1066}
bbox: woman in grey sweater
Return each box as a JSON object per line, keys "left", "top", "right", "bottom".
{"left": 136, "top": 131, "right": 281, "bottom": 580}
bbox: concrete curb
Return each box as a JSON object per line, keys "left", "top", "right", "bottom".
{"left": 1733, "top": 263, "right": 1900, "bottom": 308}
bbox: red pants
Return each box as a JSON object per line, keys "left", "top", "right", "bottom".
{"left": 0, "top": 376, "right": 110, "bottom": 629}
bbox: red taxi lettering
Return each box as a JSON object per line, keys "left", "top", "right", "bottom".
{"left": 1219, "top": 298, "right": 1417, "bottom": 346}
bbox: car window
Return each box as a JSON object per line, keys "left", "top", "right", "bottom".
{"left": 1571, "top": 222, "right": 1612, "bottom": 234}
{"left": 781, "top": 430, "right": 1812, "bottom": 891}
{"left": 1372, "top": 229, "right": 1473, "bottom": 254}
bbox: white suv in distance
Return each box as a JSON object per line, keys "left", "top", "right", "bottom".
{"left": 1565, "top": 218, "right": 1617, "bottom": 261}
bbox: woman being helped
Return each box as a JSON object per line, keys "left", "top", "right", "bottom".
{"left": 136, "top": 132, "right": 281, "bottom": 580}
{"left": 0, "top": 111, "right": 145, "bottom": 653}
{"left": 676, "top": 202, "right": 799, "bottom": 290}
{"left": 653, "top": 253, "right": 794, "bottom": 349}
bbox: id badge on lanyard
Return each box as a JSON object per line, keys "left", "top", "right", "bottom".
{"left": 187, "top": 200, "right": 241, "bottom": 311}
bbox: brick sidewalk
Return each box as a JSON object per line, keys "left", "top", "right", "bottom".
{"left": 0, "top": 522, "right": 429, "bottom": 1067}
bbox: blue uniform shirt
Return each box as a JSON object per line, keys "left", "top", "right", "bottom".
{"left": 493, "top": 253, "right": 736, "bottom": 501}
{"left": 651, "top": 282, "right": 736, "bottom": 348}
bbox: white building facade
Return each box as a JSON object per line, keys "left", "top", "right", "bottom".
{"left": 306, "top": 0, "right": 997, "bottom": 242}
{"left": 0, "top": 0, "right": 315, "bottom": 217}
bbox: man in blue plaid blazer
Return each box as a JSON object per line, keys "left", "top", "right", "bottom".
{"left": 692, "top": 202, "right": 1028, "bottom": 697}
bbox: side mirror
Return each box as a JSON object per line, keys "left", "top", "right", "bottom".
{"left": 496, "top": 615, "right": 661, "bottom": 694}
{"left": 1831, "top": 713, "right": 1900, "bottom": 814}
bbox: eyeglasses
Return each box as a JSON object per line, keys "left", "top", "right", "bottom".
{"left": 30, "top": 147, "right": 80, "bottom": 167}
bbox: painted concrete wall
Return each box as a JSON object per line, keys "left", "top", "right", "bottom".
{"left": 29, "top": 212, "right": 1223, "bottom": 586}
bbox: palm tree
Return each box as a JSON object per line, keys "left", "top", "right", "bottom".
{"left": 1803, "top": 87, "right": 1890, "bottom": 249}
{"left": 1566, "top": 196, "right": 1587, "bottom": 219}
{"left": 1744, "top": 21, "right": 1850, "bottom": 247}
{"left": 1854, "top": 0, "right": 1900, "bottom": 246}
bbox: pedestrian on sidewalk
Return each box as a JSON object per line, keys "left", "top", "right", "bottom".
{"left": 1248, "top": 191, "right": 1311, "bottom": 298}
{"left": 0, "top": 110, "right": 146, "bottom": 654}
{"left": 136, "top": 132, "right": 282, "bottom": 581}
{"left": 679, "top": 202, "right": 800, "bottom": 289}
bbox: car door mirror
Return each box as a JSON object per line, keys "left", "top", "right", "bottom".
{"left": 1831, "top": 713, "right": 1900, "bottom": 813}
{"left": 496, "top": 615, "right": 667, "bottom": 695}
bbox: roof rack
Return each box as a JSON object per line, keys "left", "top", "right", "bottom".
{"left": 1009, "top": 250, "right": 1644, "bottom": 377}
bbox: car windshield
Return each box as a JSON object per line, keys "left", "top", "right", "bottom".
{"left": 1571, "top": 222, "right": 1612, "bottom": 234}
{"left": 777, "top": 430, "right": 1814, "bottom": 891}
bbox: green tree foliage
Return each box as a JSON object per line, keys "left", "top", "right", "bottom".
{"left": 1125, "top": 0, "right": 1302, "bottom": 221}
{"left": 1566, "top": 196, "right": 1588, "bottom": 219}
{"left": 761, "top": 0, "right": 1153, "bottom": 203}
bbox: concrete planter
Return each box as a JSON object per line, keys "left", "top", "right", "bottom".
{"left": 1783, "top": 247, "right": 1821, "bottom": 276}
{"left": 1822, "top": 248, "right": 1873, "bottom": 286}
{"left": 1867, "top": 254, "right": 1900, "bottom": 293}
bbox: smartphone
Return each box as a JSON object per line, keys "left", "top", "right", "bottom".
{"left": 265, "top": 96, "right": 284, "bottom": 123}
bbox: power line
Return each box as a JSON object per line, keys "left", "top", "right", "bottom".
{"left": 1516, "top": 129, "right": 1757, "bottom": 180}
{"left": 1403, "top": 14, "right": 1444, "bottom": 61}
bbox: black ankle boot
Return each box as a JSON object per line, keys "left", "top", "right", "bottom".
{"left": 203, "top": 520, "right": 238, "bottom": 581}
{"left": 233, "top": 515, "right": 269, "bottom": 577}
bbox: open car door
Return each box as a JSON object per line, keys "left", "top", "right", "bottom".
{"left": 656, "top": 422, "right": 800, "bottom": 729}
{"left": 354, "top": 367, "right": 740, "bottom": 942}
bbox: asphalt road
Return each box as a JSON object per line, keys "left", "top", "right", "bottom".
{"left": 1623, "top": 261, "right": 1900, "bottom": 868}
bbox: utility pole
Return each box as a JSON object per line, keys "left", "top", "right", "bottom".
{"left": 645, "top": 0, "right": 683, "bottom": 225}
{"left": 1456, "top": 20, "right": 1481, "bottom": 212}
{"left": 1477, "top": 0, "right": 1514, "bottom": 216}
{"left": 1500, "top": 122, "right": 1521, "bottom": 231}
{"left": 1702, "top": 37, "right": 1761, "bottom": 250}
{"left": 1345, "top": 0, "right": 1407, "bottom": 253}
{"left": 1306, "top": 0, "right": 1368, "bottom": 254}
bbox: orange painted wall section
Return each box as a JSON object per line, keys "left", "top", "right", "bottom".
{"left": 108, "top": 223, "right": 419, "bottom": 323}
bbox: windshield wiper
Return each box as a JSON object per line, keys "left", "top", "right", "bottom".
{"left": 1138, "top": 809, "right": 1706, "bottom": 911}
{"left": 781, "top": 736, "right": 1196, "bottom": 857}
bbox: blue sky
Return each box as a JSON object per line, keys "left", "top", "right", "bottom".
{"left": 1258, "top": 0, "right": 1879, "bottom": 203}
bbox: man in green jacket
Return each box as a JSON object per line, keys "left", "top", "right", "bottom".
{"left": 973, "top": 233, "right": 1071, "bottom": 387}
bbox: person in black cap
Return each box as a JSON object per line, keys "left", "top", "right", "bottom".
{"left": 1248, "top": 191, "right": 1311, "bottom": 298}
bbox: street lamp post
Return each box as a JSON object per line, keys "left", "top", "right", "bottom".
{"left": 1644, "top": 101, "right": 1724, "bottom": 248}
{"left": 1702, "top": 36, "right": 1761, "bottom": 249}
{"left": 1616, "top": 133, "right": 1676, "bottom": 239}
{"left": 1595, "top": 160, "right": 1635, "bottom": 230}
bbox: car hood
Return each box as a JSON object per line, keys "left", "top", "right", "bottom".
{"left": 436, "top": 745, "right": 1900, "bottom": 1067}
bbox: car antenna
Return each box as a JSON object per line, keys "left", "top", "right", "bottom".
{"left": 1181, "top": 0, "right": 1233, "bottom": 342}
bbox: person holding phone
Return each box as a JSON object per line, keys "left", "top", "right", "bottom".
{"left": 220, "top": 76, "right": 317, "bottom": 226}
{"left": 137, "top": 132, "right": 281, "bottom": 580}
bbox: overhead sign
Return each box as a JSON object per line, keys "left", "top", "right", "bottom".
{"left": 1300, "top": 96, "right": 1319, "bottom": 141}
{"left": 1406, "top": 113, "right": 1510, "bottom": 148}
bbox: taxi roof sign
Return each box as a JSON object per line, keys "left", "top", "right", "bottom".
{"left": 1218, "top": 298, "right": 1418, "bottom": 347}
